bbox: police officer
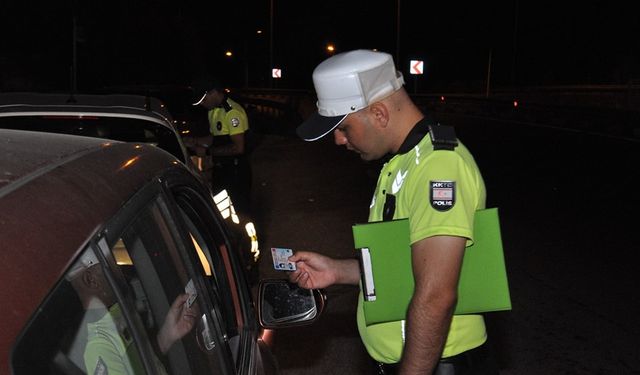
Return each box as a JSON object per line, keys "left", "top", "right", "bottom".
{"left": 288, "top": 50, "right": 498, "bottom": 374}
{"left": 191, "top": 79, "right": 252, "bottom": 214}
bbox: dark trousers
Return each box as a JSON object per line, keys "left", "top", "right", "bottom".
{"left": 212, "top": 156, "right": 252, "bottom": 215}
{"left": 375, "top": 342, "right": 498, "bottom": 375}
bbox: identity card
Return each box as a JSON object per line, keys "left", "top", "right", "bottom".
{"left": 185, "top": 279, "right": 197, "bottom": 308}
{"left": 271, "top": 247, "right": 296, "bottom": 271}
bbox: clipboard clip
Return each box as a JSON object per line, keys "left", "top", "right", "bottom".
{"left": 358, "top": 247, "right": 376, "bottom": 301}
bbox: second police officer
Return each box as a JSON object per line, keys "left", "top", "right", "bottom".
{"left": 191, "top": 79, "right": 252, "bottom": 215}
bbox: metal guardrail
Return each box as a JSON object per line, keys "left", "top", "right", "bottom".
{"left": 230, "top": 89, "right": 315, "bottom": 134}
{"left": 414, "top": 94, "right": 640, "bottom": 140}
{"left": 230, "top": 87, "right": 640, "bottom": 140}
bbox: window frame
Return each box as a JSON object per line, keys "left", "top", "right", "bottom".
{"left": 93, "top": 174, "right": 238, "bottom": 375}
{"left": 160, "top": 172, "right": 259, "bottom": 374}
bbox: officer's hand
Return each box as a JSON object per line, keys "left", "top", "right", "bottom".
{"left": 287, "top": 251, "right": 339, "bottom": 289}
{"left": 157, "top": 293, "right": 198, "bottom": 354}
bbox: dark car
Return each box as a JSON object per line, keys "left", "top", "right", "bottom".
{"left": 0, "top": 92, "right": 196, "bottom": 173}
{"left": 90, "top": 84, "right": 207, "bottom": 138}
{"left": 0, "top": 92, "right": 260, "bottom": 281}
{"left": 0, "top": 129, "right": 324, "bottom": 375}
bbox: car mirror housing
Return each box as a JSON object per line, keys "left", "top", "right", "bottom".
{"left": 257, "top": 279, "right": 326, "bottom": 329}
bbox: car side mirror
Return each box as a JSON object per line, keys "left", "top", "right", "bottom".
{"left": 257, "top": 279, "right": 326, "bottom": 329}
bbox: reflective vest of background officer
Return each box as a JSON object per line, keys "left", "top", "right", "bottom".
{"left": 192, "top": 81, "right": 252, "bottom": 214}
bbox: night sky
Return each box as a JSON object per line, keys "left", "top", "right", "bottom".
{"left": 1, "top": 1, "right": 639, "bottom": 93}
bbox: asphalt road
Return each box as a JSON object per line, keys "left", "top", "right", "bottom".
{"left": 248, "top": 113, "right": 640, "bottom": 374}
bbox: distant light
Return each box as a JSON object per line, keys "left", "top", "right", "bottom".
{"left": 513, "top": 100, "right": 519, "bottom": 107}
{"left": 256, "top": 29, "right": 263, "bottom": 34}
{"left": 225, "top": 50, "right": 233, "bottom": 57}
{"left": 440, "top": 96, "right": 445, "bottom": 101}
{"left": 326, "top": 44, "right": 335, "bottom": 54}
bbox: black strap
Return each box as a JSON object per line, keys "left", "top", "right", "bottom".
{"left": 395, "top": 119, "right": 458, "bottom": 155}
{"left": 381, "top": 122, "right": 457, "bottom": 222}
{"left": 382, "top": 194, "right": 396, "bottom": 221}
{"left": 428, "top": 124, "right": 458, "bottom": 151}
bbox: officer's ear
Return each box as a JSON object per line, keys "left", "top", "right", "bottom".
{"left": 368, "top": 101, "right": 390, "bottom": 128}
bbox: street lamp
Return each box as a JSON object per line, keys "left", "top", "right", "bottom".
{"left": 326, "top": 43, "right": 335, "bottom": 54}
{"left": 270, "top": 0, "right": 274, "bottom": 88}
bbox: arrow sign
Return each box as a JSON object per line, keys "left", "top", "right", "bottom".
{"left": 272, "top": 68, "right": 282, "bottom": 79}
{"left": 409, "top": 60, "right": 424, "bottom": 75}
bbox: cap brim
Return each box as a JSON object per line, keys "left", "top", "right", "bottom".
{"left": 296, "top": 112, "right": 347, "bottom": 141}
{"left": 191, "top": 92, "right": 207, "bottom": 106}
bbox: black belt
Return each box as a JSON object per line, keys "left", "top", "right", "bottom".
{"left": 375, "top": 342, "right": 494, "bottom": 375}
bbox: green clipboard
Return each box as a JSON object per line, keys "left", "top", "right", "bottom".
{"left": 352, "top": 207, "right": 511, "bottom": 326}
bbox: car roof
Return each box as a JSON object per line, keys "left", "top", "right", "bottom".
{"left": 0, "top": 129, "right": 186, "bottom": 362}
{"left": 0, "top": 128, "right": 108, "bottom": 190}
{"left": 0, "top": 92, "right": 197, "bottom": 169}
{"left": 0, "top": 92, "right": 175, "bottom": 128}
{"left": 95, "top": 84, "right": 193, "bottom": 99}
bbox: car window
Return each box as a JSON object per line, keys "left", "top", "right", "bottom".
{"left": 172, "top": 187, "right": 251, "bottom": 368}
{"left": 105, "top": 198, "right": 229, "bottom": 375}
{"left": 0, "top": 116, "right": 185, "bottom": 163}
{"left": 11, "top": 194, "right": 237, "bottom": 375}
{"left": 11, "top": 247, "right": 147, "bottom": 375}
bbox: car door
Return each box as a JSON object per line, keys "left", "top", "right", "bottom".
{"left": 94, "top": 170, "right": 267, "bottom": 374}
{"left": 10, "top": 168, "right": 269, "bottom": 375}
{"left": 164, "top": 177, "right": 268, "bottom": 375}
{"left": 95, "top": 189, "right": 234, "bottom": 375}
